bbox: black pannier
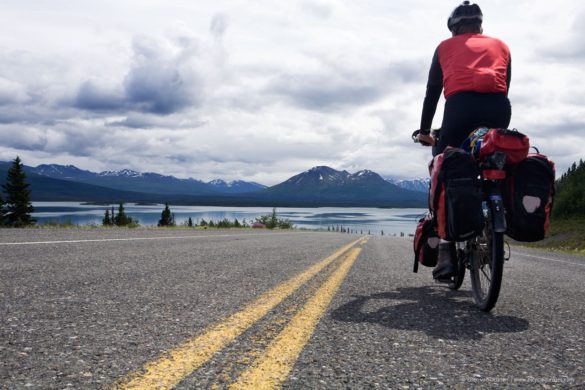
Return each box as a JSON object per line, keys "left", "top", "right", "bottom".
{"left": 504, "top": 153, "right": 555, "bottom": 242}
{"left": 429, "top": 147, "right": 484, "bottom": 241}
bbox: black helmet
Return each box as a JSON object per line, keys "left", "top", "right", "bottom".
{"left": 447, "top": 1, "right": 483, "bottom": 32}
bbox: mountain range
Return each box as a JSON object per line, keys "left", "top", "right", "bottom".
{"left": 30, "top": 164, "right": 266, "bottom": 195}
{"left": 0, "top": 162, "right": 428, "bottom": 207}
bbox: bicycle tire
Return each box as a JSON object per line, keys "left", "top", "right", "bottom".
{"left": 448, "top": 249, "right": 466, "bottom": 290}
{"left": 470, "top": 220, "right": 504, "bottom": 312}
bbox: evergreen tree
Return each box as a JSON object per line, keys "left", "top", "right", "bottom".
{"left": 158, "top": 203, "right": 175, "bottom": 227}
{"left": 554, "top": 159, "right": 585, "bottom": 218}
{"left": 102, "top": 208, "right": 112, "bottom": 226}
{"left": 234, "top": 218, "right": 241, "bottom": 228}
{"left": 269, "top": 208, "right": 278, "bottom": 229}
{"left": 200, "top": 218, "right": 208, "bottom": 227}
{"left": 2, "top": 156, "right": 35, "bottom": 227}
{"left": 114, "top": 203, "right": 131, "bottom": 226}
{"left": 188, "top": 217, "right": 193, "bottom": 227}
{"left": 254, "top": 208, "right": 293, "bottom": 229}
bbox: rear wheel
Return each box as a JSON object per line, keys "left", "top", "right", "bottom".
{"left": 469, "top": 217, "right": 504, "bottom": 312}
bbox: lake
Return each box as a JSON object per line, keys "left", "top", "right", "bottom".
{"left": 31, "top": 202, "right": 428, "bottom": 235}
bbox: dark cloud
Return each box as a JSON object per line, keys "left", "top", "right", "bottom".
{"left": 529, "top": 120, "right": 585, "bottom": 138}
{"left": 0, "top": 123, "right": 107, "bottom": 157}
{"left": 267, "top": 59, "right": 426, "bottom": 111}
{"left": 123, "top": 68, "right": 195, "bottom": 115}
{"left": 0, "top": 126, "right": 47, "bottom": 150}
{"left": 270, "top": 75, "right": 385, "bottom": 110}
{"left": 123, "top": 36, "right": 202, "bottom": 115}
{"left": 74, "top": 81, "right": 124, "bottom": 111}
{"left": 0, "top": 104, "right": 73, "bottom": 126}
{"left": 73, "top": 35, "right": 205, "bottom": 116}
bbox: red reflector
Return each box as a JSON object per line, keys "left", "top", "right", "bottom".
{"left": 483, "top": 169, "right": 506, "bottom": 180}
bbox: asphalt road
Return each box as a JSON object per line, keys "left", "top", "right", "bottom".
{"left": 0, "top": 228, "right": 583, "bottom": 389}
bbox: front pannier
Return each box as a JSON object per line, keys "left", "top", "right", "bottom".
{"left": 413, "top": 214, "right": 440, "bottom": 273}
{"left": 504, "top": 153, "right": 555, "bottom": 242}
{"left": 430, "top": 147, "right": 484, "bottom": 241}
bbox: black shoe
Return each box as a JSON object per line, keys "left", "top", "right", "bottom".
{"left": 433, "top": 243, "right": 457, "bottom": 280}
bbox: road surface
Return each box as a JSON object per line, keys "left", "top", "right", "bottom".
{"left": 0, "top": 228, "right": 583, "bottom": 389}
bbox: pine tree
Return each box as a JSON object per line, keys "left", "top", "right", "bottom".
{"left": 102, "top": 208, "right": 112, "bottom": 226}
{"left": 2, "top": 156, "right": 35, "bottom": 227}
{"left": 269, "top": 208, "right": 278, "bottom": 229}
{"left": 554, "top": 159, "right": 585, "bottom": 218}
{"left": 158, "top": 203, "right": 175, "bottom": 227}
{"left": 114, "top": 203, "right": 131, "bottom": 226}
{"left": 234, "top": 218, "right": 241, "bottom": 228}
{"left": 188, "top": 217, "right": 193, "bottom": 227}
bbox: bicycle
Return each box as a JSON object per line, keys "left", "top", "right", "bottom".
{"left": 412, "top": 129, "right": 507, "bottom": 312}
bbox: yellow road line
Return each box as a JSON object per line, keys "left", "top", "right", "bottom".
{"left": 113, "top": 237, "right": 367, "bottom": 390}
{"left": 230, "top": 244, "right": 365, "bottom": 389}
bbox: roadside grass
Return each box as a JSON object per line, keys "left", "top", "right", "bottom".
{"left": 522, "top": 217, "right": 585, "bottom": 255}
{"left": 33, "top": 219, "right": 101, "bottom": 229}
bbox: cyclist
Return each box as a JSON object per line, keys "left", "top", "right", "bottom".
{"left": 415, "top": 1, "right": 512, "bottom": 280}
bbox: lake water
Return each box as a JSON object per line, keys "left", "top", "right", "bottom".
{"left": 31, "top": 202, "right": 428, "bottom": 235}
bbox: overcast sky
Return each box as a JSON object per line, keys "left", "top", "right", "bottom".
{"left": 1, "top": 0, "right": 584, "bottom": 185}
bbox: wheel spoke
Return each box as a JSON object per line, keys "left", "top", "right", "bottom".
{"left": 480, "top": 266, "right": 492, "bottom": 282}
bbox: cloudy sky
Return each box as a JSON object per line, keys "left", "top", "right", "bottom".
{"left": 1, "top": 0, "right": 584, "bottom": 185}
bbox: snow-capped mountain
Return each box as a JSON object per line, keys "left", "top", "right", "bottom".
{"left": 34, "top": 164, "right": 95, "bottom": 180}
{"left": 98, "top": 169, "right": 143, "bottom": 178}
{"left": 386, "top": 178, "right": 430, "bottom": 193}
{"left": 258, "top": 166, "right": 426, "bottom": 207}
{"left": 286, "top": 166, "right": 350, "bottom": 186}
{"left": 207, "top": 179, "right": 266, "bottom": 193}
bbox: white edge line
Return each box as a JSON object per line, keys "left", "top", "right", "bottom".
{"left": 514, "top": 252, "right": 585, "bottom": 267}
{"left": 0, "top": 231, "right": 318, "bottom": 246}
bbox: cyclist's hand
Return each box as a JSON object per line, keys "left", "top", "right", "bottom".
{"left": 412, "top": 129, "right": 435, "bottom": 147}
{"left": 417, "top": 133, "right": 436, "bottom": 147}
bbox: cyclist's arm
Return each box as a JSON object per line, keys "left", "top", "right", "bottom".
{"left": 420, "top": 47, "right": 443, "bottom": 133}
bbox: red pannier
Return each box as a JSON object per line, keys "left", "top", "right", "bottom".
{"left": 413, "top": 214, "right": 440, "bottom": 272}
{"left": 430, "top": 147, "right": 484, "bottom": 241}
{"left": 504, "top": 153, "right": 555, "bottom": 242}
{"left": 479, "top": 128, "right": 530, "bottom": 165}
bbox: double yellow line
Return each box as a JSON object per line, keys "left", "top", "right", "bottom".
{"left": 113, "top": 237, "right": 368, "bottom": 389}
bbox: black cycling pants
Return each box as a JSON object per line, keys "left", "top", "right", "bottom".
{"left": 434, "top": 92, "right": 512, "bottom": 156}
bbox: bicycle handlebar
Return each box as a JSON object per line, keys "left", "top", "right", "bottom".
{"left": 411, "top": 129, "right": 432, "bottom": 146}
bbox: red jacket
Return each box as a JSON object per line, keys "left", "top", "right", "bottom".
{"left": 438, "top": 33, "right": 510, "bottom": 98}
